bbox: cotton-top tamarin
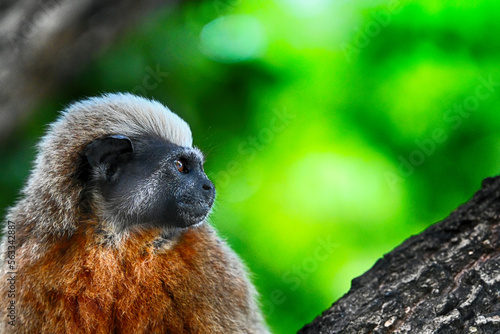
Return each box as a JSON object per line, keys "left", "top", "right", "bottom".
{"left": 0, "top": 93, "right": 270, "bottom": 333}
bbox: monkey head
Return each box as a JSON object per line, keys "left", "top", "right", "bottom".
{"left": 10, "top": 93, "right": 218, "bottom": 236}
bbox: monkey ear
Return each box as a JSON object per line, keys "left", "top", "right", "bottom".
{"left": 85, "top": 135, "right": 134, "bottom": 169}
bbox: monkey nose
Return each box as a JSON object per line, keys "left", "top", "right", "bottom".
{"left": 202, "top": 181, "right": 214, "bottom": 192}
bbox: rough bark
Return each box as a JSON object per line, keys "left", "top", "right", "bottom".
{"left": 0, "top": 0, "right": 176, "bottom": 142}
{"left": 299, "top": 176, "right": 500, "bottom": 334}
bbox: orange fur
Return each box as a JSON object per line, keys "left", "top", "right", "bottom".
{"left": 8, "top": 223, "right": 256, "bottom": 333}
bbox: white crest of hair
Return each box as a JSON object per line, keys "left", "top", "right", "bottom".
{"left": 65, "top": 93, "right": 193, "bottom": 147}
{"left": 5, "top": 93, "right": 193, "bottom": 238}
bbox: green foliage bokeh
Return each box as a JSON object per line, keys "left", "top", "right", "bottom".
{"left": 2, "top": 0, "right": 500, "bottom": 332}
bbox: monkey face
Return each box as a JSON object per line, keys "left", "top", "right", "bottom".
{"left": 84, "top": 135, "right": 215, "bottom": 229}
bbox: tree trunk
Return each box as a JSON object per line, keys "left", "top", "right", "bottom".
{"left": 0, "top": 0, "right": 176, "bottom": 142}
{"left": 299, "top": 176, "right": 500, "bottom": 334}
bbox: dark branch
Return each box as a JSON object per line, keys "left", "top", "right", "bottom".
{"left": 299, "top": 176, "right": 500, "bottom": 333}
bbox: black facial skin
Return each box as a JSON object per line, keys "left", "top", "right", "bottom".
{"left": 84, "top": 135, "right": 215, "bottom": 229}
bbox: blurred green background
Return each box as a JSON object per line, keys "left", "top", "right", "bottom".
{"left": 2, "top": 0, "right": 500, "bottom": 332}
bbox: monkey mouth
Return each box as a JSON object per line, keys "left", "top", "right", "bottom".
{"left": 177, "top": 201, "right": 212, "bottom": 226}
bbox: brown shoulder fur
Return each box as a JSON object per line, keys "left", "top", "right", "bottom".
{"left": 5, "top": 222, "right": 265, "bottom": 333}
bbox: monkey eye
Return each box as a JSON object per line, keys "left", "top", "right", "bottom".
{"left": 175, "top": 159, "right": 188, "bottom": 173}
